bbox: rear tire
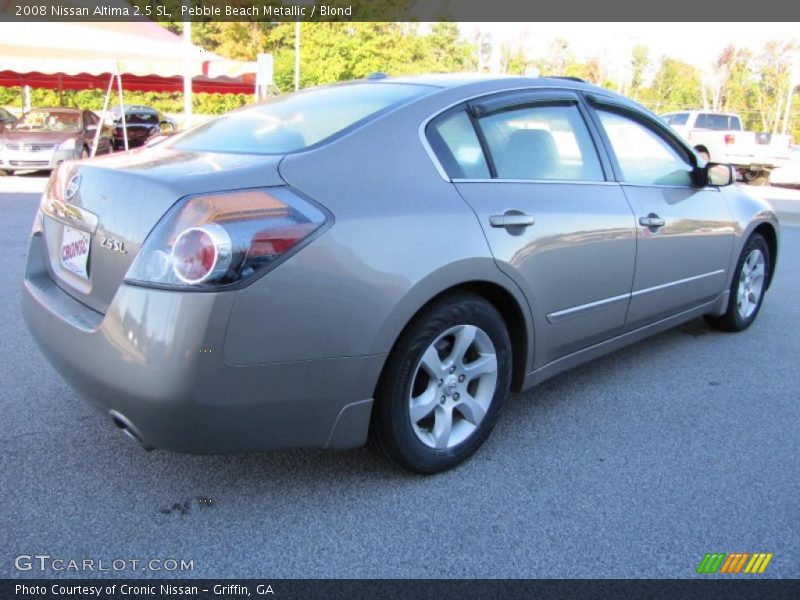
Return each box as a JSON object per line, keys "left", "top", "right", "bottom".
{"left": 705, "top": 233, "right": 770, "bottom": 332}
{"left": 371, "top": 291, "right": 512, "bottom": 474}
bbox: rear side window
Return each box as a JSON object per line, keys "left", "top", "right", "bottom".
{"left": 426, "top": 110, "right": 490, "bottom": 179}
{"left": 478, "top": 104, "right": 604, "bottom": 181}
{"left": 174, "top": 83, "right": 431, "bottom": 155}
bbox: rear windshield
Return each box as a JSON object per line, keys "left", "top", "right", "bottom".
{"left": 173, "top": 83, "right": 431, "bottom": 155}
{"left": 122, "top": 112, "right": 159, "bottom": 125}
{"left": 694, "top": 113, "right": 740, "bottom": 130}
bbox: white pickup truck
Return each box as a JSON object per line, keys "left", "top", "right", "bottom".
{"left": 661, "top": 110, "right": 793, "bottom": 185}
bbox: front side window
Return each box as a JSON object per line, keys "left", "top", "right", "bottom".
{"left": 173, "top": 83, "right": 432, "bottom": 155}
{"left": 426, "top": 110, "right": 489, "bottom": 179}
{"left": 597, "top": 109, "right": 694, "bottom": 186}
{"left": 478, "top": 104, "right": 604, "bottom": 181}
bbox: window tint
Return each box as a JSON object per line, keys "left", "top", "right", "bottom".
{"left": 694, "top": 113, "right": 735, "bottom": 130}
{"left": 478, "top": 104, "right": 603, "bottom": 181}
{"left": 174, "top": 83, "right": 431, "bottom": 155}
{"left": 597, "top": 110, "right": 693, "bottom": 186}
{"left": 427, "top": 110, "right": 489, "bottom": 179}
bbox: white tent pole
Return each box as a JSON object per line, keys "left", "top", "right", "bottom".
{"left": 183, "top": 16, "right": 193, "bottom": 128}
{"left": 22, "top": 85, "right": 31, "bottom": 112}
{"left": 91, "top": 72, "right": 114, "bottom": 157}
{"left": 115, "top": 66, "right": 129, "bottom": 151}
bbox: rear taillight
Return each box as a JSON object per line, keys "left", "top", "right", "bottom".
{"left": 724, "top": 134, "right": 735, "bottom": 145}
{"left": 125, "top": 187, "right": 329, "bottom": 289}
{"left": 171, "top": 224, "right": 232, "bottom": 284}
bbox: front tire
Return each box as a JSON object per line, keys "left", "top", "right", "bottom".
{"left": 705, "top": 233, "right": 770, "bottom": 332}
{"left": 743, "top": 170, "right": 770, "bottom": 186}
{"left": 372, "top": 291, "right": 512, "bottom": 474}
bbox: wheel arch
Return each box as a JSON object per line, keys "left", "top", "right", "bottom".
{"left": 752, "top": 221, "right": 778, "bottom": 289}
{"left": 372, "top": 264, "right": 534, "bottom": 395}
{"left": 451, "top": 281, "right": 529, "bottom": 392}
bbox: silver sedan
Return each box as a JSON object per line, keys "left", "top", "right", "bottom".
{"left": 0, "top": 107, "right": 113, "bottom": 174}
{"left": 21, "top": 76, "right": 779, "bottom": 473}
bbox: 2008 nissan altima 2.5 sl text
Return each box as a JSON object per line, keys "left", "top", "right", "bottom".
{"left": 21, "top": 75, "right": 779, "bottom": 473}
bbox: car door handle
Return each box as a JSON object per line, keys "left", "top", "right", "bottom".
{"left": 639, "top": 215, "right": 666, "bottom": 228}
{"left": 489, "top": 213, "right": 536, "bottom": 228}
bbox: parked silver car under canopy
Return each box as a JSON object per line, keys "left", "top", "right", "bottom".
{"left": 22, "top": 76, "right": 779, "bottom": 473}
{"left": 0, "top": 107, "right": 113, "bottom": 174}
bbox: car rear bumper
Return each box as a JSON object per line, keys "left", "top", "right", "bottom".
{"left": 21, "top": 233, "right": 379, "bottom": 454}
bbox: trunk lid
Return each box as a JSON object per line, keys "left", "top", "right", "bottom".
{"left": 40, "top": 148, "right": 285, "bottom": 313}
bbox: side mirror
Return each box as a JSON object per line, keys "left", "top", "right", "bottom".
{"left": 705, "top": 162, "right": 735, "bottom": 187}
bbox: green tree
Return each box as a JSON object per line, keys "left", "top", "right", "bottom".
{"left": 641, "top": 57, "right": 702, "bottom": 113}
{"left": 630, "top": 45, "right": 650, "bottom": 101}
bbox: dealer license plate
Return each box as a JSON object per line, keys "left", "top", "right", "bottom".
{"left": 60, "top": 226, "right": 91, "bottom": 280}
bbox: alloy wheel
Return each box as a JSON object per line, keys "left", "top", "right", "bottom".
{"left": 408, "top": 324, "right": 498, "bottom": 449}
{"left": 737, "top": 248, "right": 765, "bottom": 319}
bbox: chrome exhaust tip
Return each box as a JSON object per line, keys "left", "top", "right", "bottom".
{"left": 109, "top": 410, "right": 154, "bottom": 451}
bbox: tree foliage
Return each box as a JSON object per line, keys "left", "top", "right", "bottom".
{"left": 1, "top": 24, "right": 797, "bottom": 142}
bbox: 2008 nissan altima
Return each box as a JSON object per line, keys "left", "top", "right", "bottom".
{"left": 22, "top": 75, "right": 779, "bottom": 473}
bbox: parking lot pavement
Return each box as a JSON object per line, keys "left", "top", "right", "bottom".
{"left": 0, "top": 185, "right": 798, "bottom": 579}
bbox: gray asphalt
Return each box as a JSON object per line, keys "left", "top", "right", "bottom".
{"left": 1, "top": 185, "right": 798, "bottom": 579}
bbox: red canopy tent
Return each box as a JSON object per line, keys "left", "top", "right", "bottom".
{"left": 0, "top": 70, "right": 256, "bottom": 95}
{"left": 0, "top": 20, "right": 257, "bottom": 93}
{"left": 0, "top": 18, "right": 259, "bottom": 151}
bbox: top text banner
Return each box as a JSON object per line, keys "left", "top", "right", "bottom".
{"left": 2, "top": 0, "right": 800, "bottom": 22}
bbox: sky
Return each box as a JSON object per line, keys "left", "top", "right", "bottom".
{"left": 459, "top": 22, "right": 800, "bottom": 76}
